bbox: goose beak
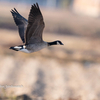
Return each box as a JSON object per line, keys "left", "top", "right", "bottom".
{"left": 59, "top": 41, "right": 64, "bottom": 45}
{"left": 60, "top": 42, "right": 64, "bottom": 45}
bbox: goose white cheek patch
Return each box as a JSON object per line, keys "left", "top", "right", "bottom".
{"left": 57, "top": 41, "right": 60, "bottom": 45}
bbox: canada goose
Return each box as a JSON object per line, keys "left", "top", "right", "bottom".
{"left": 10, "top": 3, "right": 63, "bottom": 53}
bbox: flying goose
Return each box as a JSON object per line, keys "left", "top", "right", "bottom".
{"left": 10, "top": 3, "right": 63, "bottom": 53}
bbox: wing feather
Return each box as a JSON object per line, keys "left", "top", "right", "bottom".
{"left": 25, "top": 3, "right": 45, "bottom": 44}
{"left": 11, "top": 8, "right": 28, "bottom": 43}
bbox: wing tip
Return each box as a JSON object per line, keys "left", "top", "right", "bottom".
{"left": 10, "top": 8, "right": 19, "bottom": 14}
{"left": 10, "top": 9, "right": 14, "bottom": 14}
{"left": 32, "top": 2, "right": 39, "bottom": 9}
{"left": 10, "top": 9, "right": 12, "bottom": 13}
{"left": 36, "top": 3, "right": 39, "bottom": 7}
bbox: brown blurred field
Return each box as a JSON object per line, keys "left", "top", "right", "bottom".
{"left": 0, "top": 2, "right": 100, "bottom": 100}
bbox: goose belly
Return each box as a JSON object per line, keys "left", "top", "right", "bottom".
{"left": 26, "top": 42, "right": 48, "bottom": 53}
{"left": 20, "top": 49, "right": 30, "bottom": 53}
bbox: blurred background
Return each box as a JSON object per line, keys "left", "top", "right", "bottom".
{"left": 0, "top": 0, "right": 100, "bottom": 100}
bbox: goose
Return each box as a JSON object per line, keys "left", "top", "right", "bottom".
{"left": 10, "top": 3, "right": 63, "bottom": 53}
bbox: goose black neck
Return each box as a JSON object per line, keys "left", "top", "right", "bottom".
{"left": 48, "top": 41, "right": 58, "bottom": 46}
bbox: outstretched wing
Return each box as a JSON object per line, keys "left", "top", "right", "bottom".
{"left": 25, "top": 3, "right": 45, "bottom": 45}
{"left": 11, "top": 8, "right": 28, "bottom": 43}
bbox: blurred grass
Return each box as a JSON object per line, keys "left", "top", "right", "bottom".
{"left": 1, "top": 29, "right": 100, "bottom": 64}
